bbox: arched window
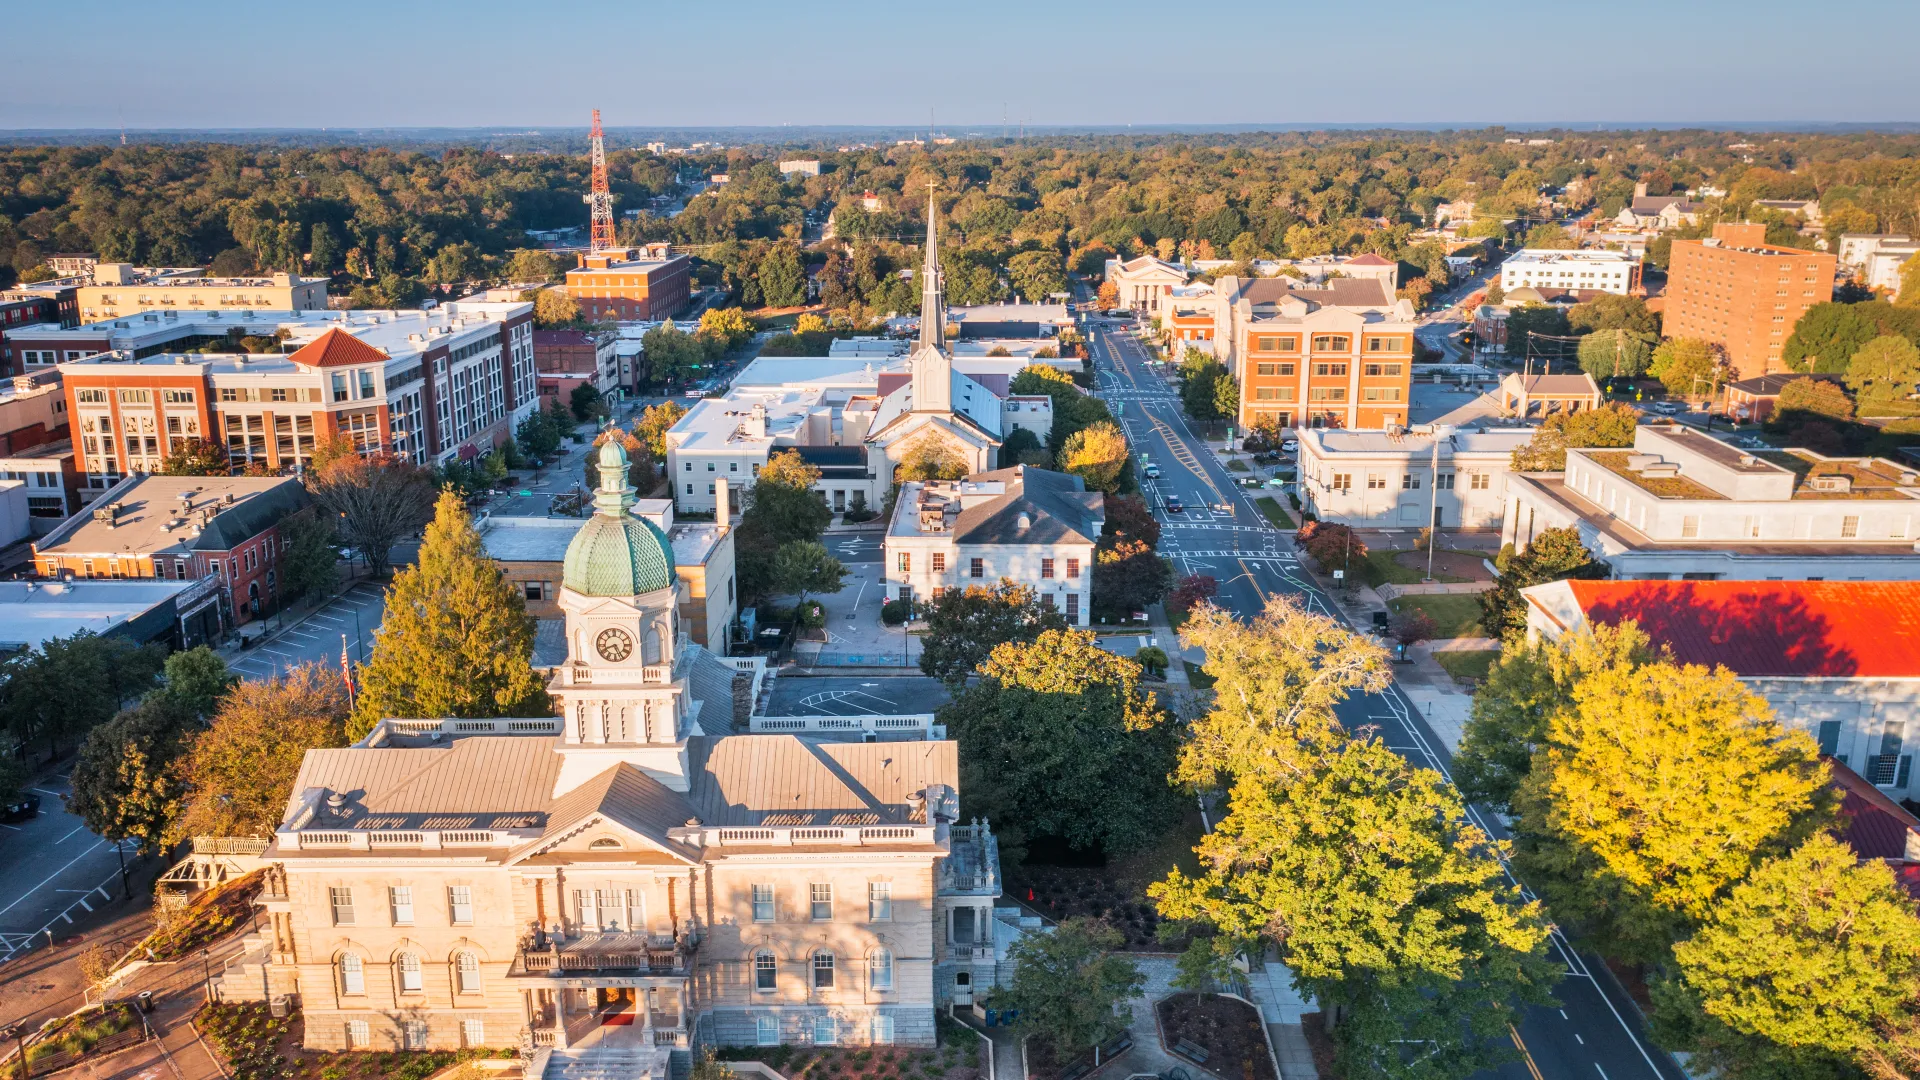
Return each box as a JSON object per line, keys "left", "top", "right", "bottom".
{"left": 397, "top": 952, "right": 423, "bottom": 993}
{"left": 455, "top": 951, "right": 480, "bottom": 994}
{"left": 643, "top": 625, "right": 662, "bottom": 665}
{"left": 754, "top": 950, "right": 778, "bottom": 992}
{"left": 811, "top": 949, "right": 835, "bottom": 990}
{"left": 868, "top": 948, "right": 893, "bottom": 992}
{"left": 339, "top": 954, "right": 364, "bottom": 995}
{"left": 590, "top": 837, "right": 622, "bottom": 850}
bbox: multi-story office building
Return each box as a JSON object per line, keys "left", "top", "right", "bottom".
{"left": 43, "top": 303, "right": 535, "bottom": 489}
{"left": 0, "top": 292, "right": 72, "bottom": 375}
{"left": 885, "top": 467, "right": 1103, "bottom": 622}
{"left": 564, "top": 247, "right": 693, "bottom": 322}
{"left": 1295, "top": 426, "right": 1535, "bottom": 529}
{"left": 1208, "top": 276, "right": 1418, "bottom": 431}
{"left": 73, "top": 264, "right": 328, "bottom": 323}
{"left": 534, "top": 329, "right": 619, "bottom": 406}
{"left": 1498, "top": 249, "right": 1641, "bottom": 297}
{"left": 1665, "top": 223, "right": 1837, "bottom": 379}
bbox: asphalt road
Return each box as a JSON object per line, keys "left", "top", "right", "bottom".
{"left": 1088, "top": 322, "right": 1686, "bottom": 1080}
{"left": 230, "top": 581, "right": 386, "bottom": 681}
{"left": 764, "top": 675, "right": 951, "bottom": 717}
{"left": 0, "top": 768, "right": 139, "bottom": 963}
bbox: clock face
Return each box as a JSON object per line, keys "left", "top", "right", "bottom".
{"left": 595, "top": 627, "right": 633, "bottom": 663}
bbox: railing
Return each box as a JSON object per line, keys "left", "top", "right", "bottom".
{"left": 530, "top": 1029, "right": 558, "bottom": 1048}
{"left": 704, "top": 825, "right": 935, "bottom": 847}
{"left": 192, "top": 837, "right": 270, "bottom": 856}
{"left": 517, "top": 933, "right": 696, "bottom": 976}
{"left": 356, "top": 716, "right": 561, "bottom": 747}
{"left": 749, "top": 714, "right": 934, "bottom": 735}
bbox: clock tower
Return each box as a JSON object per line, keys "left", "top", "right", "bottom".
{"left": 548, "top": 435, "right": 701, "bottom": 793}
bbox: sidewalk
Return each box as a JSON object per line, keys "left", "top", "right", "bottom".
{"left": 1246, "top": 957, "right": 1319, "bottom": 1080}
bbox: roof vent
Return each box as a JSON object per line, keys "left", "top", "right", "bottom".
{"left": 1016, "top": 512, "right": 1031, "bottom": 530}
{"left": 325, "top": 791, "right": 347, "bottom": 810}
{"left": 1811, "top": 474, "right": 1853, "bottom": 493}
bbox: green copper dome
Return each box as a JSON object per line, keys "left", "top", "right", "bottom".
{"left": 562, "top": 436, "right": 677, "bottom": 597}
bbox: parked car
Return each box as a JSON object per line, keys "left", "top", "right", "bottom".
{"left": 0, "top": 792, "right": 41, "bottom": 823}
{"left": 1281, "top": 439, "right": 1299, "bottom": 453}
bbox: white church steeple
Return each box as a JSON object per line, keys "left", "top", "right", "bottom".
{"left": 909, "top": 184, "right": 954, "bottom": 415}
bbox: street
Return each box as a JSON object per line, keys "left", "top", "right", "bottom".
{"left": 229, "top": 581, "right": 385, "bottom": 680}
{"left": 1087, "top": 321, "right": 1686, "bottom": 1080}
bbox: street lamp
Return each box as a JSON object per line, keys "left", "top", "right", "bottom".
{"left": 114, "top": 838, "right": 130, "bottom": 902}
{"left": 3, "top": 1023, "right": 24, "bottom": 1080}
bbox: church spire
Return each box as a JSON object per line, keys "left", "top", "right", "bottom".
{"left": 918, "top": 184, "right": 945, "bottom": 351}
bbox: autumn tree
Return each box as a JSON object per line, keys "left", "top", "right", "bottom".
{"left": 1095, "top": 280, "right": 1119, "bottom": 311}
{"left": 634, "top": 400, "right": 688, "bottom": 462}
{"left": 174, "top": 664, "right": 351, "bottom": 838}
{"left": 1478, "top": 528, "right": 1605, "bottom": 637}
{"left": 306, "top": 436, "right": 436, "bottom": 577}
{"left": 918, "top": 581, "right": 1068, "bottom": 688}
{"left": 1005, "top": 918, "right": 1144, "bottom": 1056}
{"left": 1767, "top": 377, "right": 1855, "bottom": 431}
{"left": 1058, "top": 420, "right": 1128, "bottom": 494}
{"left": 532, "top": 288, "right": 582, "bottom": 328}
{"left": 896, "top": 439, "right": 970, "bottom": 482}
{"left": 348, "top": 490, "right": 551, "bottom": 739}
{"left": 1846, "top": 334, "right": 1920, "bottom": 405}
{"left": 1650, "top": 336, "right": 1728, "bottom": 399}
{"left": 1101, "top": 493, "right": 1160, "bottom": 549}
{"left": 158, "top": 438, "right": 231, "bottom": 476}
{"left": 1092, "top": 539, "right": 1171, "bottom": 619}
{"left": 66, "top": 695, "right": 196, "bottom": 854}
{"left": 1511, "top": 653, "right": 1832, "bottom": 965}
{"left": 1509, "top": 400, "right": 1639, "bottom": 471}
{"left": 939, "top": 628, "right": 1180, "bottom": 858}
{"left": 1294, "top": 520, "right": 1367, "bottom": 580}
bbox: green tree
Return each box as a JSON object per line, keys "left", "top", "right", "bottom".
{"left": 1478, "top": 528, "right": 1605, "bottom": 637}
{"left": 1509, "top": 400, "right": 1639, "bottom": 471}
{"left": 1784, "top": 302, "right": 1881, "bottom": 374}
{"left": 307, "top": 437, "right": 436, "bottom": 578}
{"left": 1505, "top": 304, "right": 1572, "bottom": 363}
{"left": 66, "top": 695, "right": 195, "bottom": 854}
{"left": 1577, "top": 329, "right": 1655, "bottom": 381}
{"left": 1005, "top": 918, "right": 1145, "bottom": 1056}
{"left": 277, "top": 510, "right": 340, "bottom": 606}
{"left": 896, "top": 439, "right": 970, "bottom": 482}
{"left": 1512, "top": 653, "right": 1832, "bottom": 965}
{"left": 1523, "top": 224, "right": 1577, "bottom": 249}
{"left": 570, "top": 383, "right": 607, "bottom": 422}
{"left": 1650, "top": 337, "right": 1727, "bottom": 399}
{"left": 939, "top": 628, "right": 1180, "bottom": 858}
{"left": 0, "top": 631, "right": 164, "bottom": 760}
{"left": 174, "top": 664, "right": 351, "bottom": 839}
{"left": 918, "top": 580, "right": 1068, "bottom": 688}
{"left": 757, "top": 243, "right": 806, "bottom": 307}
{"left": 1568, "top": 294, "right": 1658, "bottom": 336}
{"left": 735, "top": 450, "right": 830, "bottom": 603}
{"left": 1011, "top": 364, "right": 1078, "bottom": 399}
{"left": 769, "top": 540, "right": 847, "bottom": 603}
{"left": 1008, "top": 250, "right": 1067, "bottom": 302}
{"left": 159, "top": 438, "right": 231, "bottom": 476}
{"left": 348, "top": 490, "right": 551, "bottom": 739}
{"left": 1655, "top": 834, "right": 1920, "bottom": 1077}
{"left": 1900, "top": 253, "right": 1920, "bottom": 309}
{"left": 1180, "top": 353, "right": 1230, "bottom": 423}
{"left": 157, "top": 646, "right": 237, "bottom": 720}
{"left": 1767, "top": 376, "right": 1856, "bottom": 431}
{"left": 1212, "top": 372, "right": 1240, "bottom": 421}
{"left": 507, "top": 248, "right": 562, "bottom": 283}
{"left": 517, "top": 406, "right": 565, "bottom": 459}
{"left": 1845, "top": 334, "right": 1920, "bottom": 405}
{"left": 533, "top": 288, "right": 582, "bottom": 328}
{"left": 1058, "top": 420, "right": 1128, "bottom": 494}
{"left": 634, "top": 400, "right": 688, "bottom": 461}
{"left": 696, "top": 305, "right": 756, "bottom": 348}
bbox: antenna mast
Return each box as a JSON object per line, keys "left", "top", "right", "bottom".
{"left": 585, "top": 108, "right": 615, "bottom": 253}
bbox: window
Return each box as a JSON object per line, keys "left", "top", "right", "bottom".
{"left": 756, "top": 1015, "right": 780, "bottom": 1047}
{"left": 970, "top": 558, "right": 984, "bottom": 579}
{"left": 1364, "top": 337, "right": 1401, "bottom": 354}
{"left": 76, "top": 388, "right": 108, "bottom": 404}
{"left": 869, "top": 882, "right": 892, "bottom": 921}
{"left": 339, "top": 954, "right": 364, "bottom": 995}
{"left": 357, "top": 371, "right": 375, "bottom": 400}
{"left": 931, "top": 553, "right": 946, "bottom": 573}
{"left": 872, "top": 1014, "right": 895, "bottom": 1046}
{"left": 390, "top": 886, "right": 414, "bottom": 925}
{"left": 1311, "top": 335, "right": 1350, "bottom": 352}
{"left": 707, "top": 462, "right": 715, "bottom": 472}
{"left": 397, "top": 953, "right": 423, "bottom": 993}
{"left": 1361, "top": 387, "right": 1403, "bottom": 402}
{"left": 684, "top": 461, "right": 693, "bottom": 472}
{"left": 576, "top": 888, "right": 602, "bottom": 930}
{"left": 456, "top": 951, "right": 480, "bottom": 993}
{"left": 403, "top": 1020, "right": 428, "bottom": 1051}
{"left": 1366, "top": 474, "right": 1385, "bottom": 490}
{"left": 755, "top": 950, "right": 778, "bottom": 991}
{"left": 117, "top": 388, "right": 150, "bottom": 404}
{"left": 812, "top": 950, "right": 836, "bottom": 989}
{"left": 1065, "top": 593, "right": 1080, "bottom": 622}
{"left": 1364, "top": 362, "right": 1404, "bottom": 376}
{"left": 1065, "top": 558, "right": 1080, "bottom": 579}
{"left": 813, "top": 1013, "right": 837, "bottom": 1045}
{"left": 1680, "top": 516, "right": 1700, "bottom": 539}
{"left": 1842, "top": 515, "right": 1860, "bottom": 539}
{"left": 1436, "top": 472, "right": 1454, "bottom": 490}
{"left": 1312, "top": 362, "right": 1349, "bottom": 377}
{"left": 811, "top": 883, "right": 833, "bottom": 921}
{"left": 1330, "top": 473, "right": 1352, "bottom": 492}
{"left": 1818, "top": 720, "right": 1842, "bottom": 757}
{"left": 461, "top": 1019, "right": 485, "bottom": 1049}
{"left": 1470, "top": 473, "right": 1489, "bottom": 491}
{"left": 1307, "top": 387, "right": 1346, "bottom": 401}
{"left": 752, "top": 884, "right": 775, "bottom": 922}
{"left": 331, "top": 373, "right": 349, "bottom": 403}
{"left": 897, "top": 552, "right": 911, "bottom": 573}
{"left": 449, "top": 886, "right": 473, "bottom": 925}
{"left": 1040, "top": 558, "right": 1055, "bottom": 579}
{"left": 330, "top": 887, "right": 355, "bottom": 926}
{"left": 1401, "top": 474, "right": 1421, "bottom": 490}
{"left": 163, "top": 389, "right": 195, "bottom": 404}
{"left": 523, "top": 581, "right": 546, "bottom": 602}
{"left": 345, "top": 1021, "right": 369, "bottom": 1049}
{"left": 624, "top": 888, "right": 645, "bottom": 930}
{"left": 869, "top": 948, "right": 895, "bottom": 992}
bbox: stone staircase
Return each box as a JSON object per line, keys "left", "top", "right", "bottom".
{"left": 212, "top": 934, "right": 275, "bottom": 1002}
{"left": 541, "top": 1047, "right": 670, "bottom": 1080}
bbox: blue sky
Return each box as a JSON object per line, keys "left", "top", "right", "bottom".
{"left": 4, "top": 0, "right": 1916, "bottom": 130}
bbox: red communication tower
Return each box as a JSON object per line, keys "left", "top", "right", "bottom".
{"left": 585, "top": 108, "right": 615, "bottom": 253}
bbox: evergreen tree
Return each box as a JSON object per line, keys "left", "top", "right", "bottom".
{"left": 66, "top": 695, "right": 196, "bottom": 854}
{"left": 348, "top": 490, "right": 551, "bottom": 738}
{"left": 1005, "top": 918, "right": 1144, "bottom": 1057}
{"left": 1478, "top": 528, "right": 1605, "bottom": 638}
{"left": 918, "top": 581, "right": 1069, "bottom": 688}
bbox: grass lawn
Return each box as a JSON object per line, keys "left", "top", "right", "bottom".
{"left": 1388, "top": 593, "right": 1486, "bottom": 639}
{"left": 1225, "top": 458, "right": 1251, "bottom": 472}
{"left": 1253, "top": 496, "right": 1296, "bottom": 529}
{"left": 1358, "top": 548, "right": 1427, "bottom": 587}
{"left": 1435, "top": 650, "right": 1499, "bottom": 681}
{"left": 1184, "top": 660, "right": 1216, "bottom": 689}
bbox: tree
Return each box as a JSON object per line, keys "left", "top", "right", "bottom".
{"left": 918, "top": 581, "right": 1069, "bottom": 688}
{"left": 735, "top": 450, "right": 830, "bottom": 603}
{"left": 1901, "top": 253, "right": 1920, "bottom": 309}
{"left": 1650, "top": 337, "right": 1726, "bottom": 399}
{"left": 66, "top": 695, "right": 196, "bottom": 855}
{"left": 570, "top": 383, "right": 607, "bottom": 422}
{"left": 277, "top": 509, "right": 339, "bottom": 605}
{"left": 1008, "top": 250, "right": 1067, "bottom": 303}
{"left": 1523, "top": 223, "right": 1577, "bottom": 249}
{"left": 517, "top": 405, "right": 565, "bottom": 460}
{"left": 1568, "top": 294, "right": 1658, "bottom": 336}
{"left": 1011, "top": 363, "right": 1078, "bottom": 399}
{"left": 1390, "top": 608, "right": 1438, "bottom": 648}
{"left": 506, "top": 248, "right": 561, "bottom": 283}
{"left": 1505, "top": 304, "right": 1572, "bottom": 363}
{"left": 159, "top": 438, "right": 231, "bottom": 476}
{"left": 1001, "top": 427, "right": 1046, "bottom": 466}
{"left": 348, "top": 490, "right": 551, "bottom": 739}
{"left": 585, "top": 427, "right": 650, "bottom": 492}
{"left": 1453, "top": 624, "right": 1654, "bottom": 812}
{"left": 1484, "top": 282, "right": 1506, "bottom": 305}
{"left": 1509, "top": 400, "right": 1638, "bottom": 471}
{"left": 1153, "top": 737, "right": 1557, "bottom": 1080}
{"left": 1654, "top": 834, "right": 1920, "bottom": 1077}
{"left": 1005, "top": 918, "right": 1145, "bottom": 1056}
{"left": 896, "top": 439, "right": 970, "bottom": 482}
{"left": 1511, "top": 653, "right": 1831, "bottom": 966}
{"left": 1167, "top": 573, "right": 1219, "bottom": 615}
{"left": 1768, "top": 376, "right": 1855, "bottom": 430}
{"left": 157, "top": 646, "right": 236, "bottom": 720}
{"left": 174, "top": 664, "right": 350, "bottom": 839}
{"left": 696, "top": 305, "right": 756, "bottom": 348}
{"left": 306, "top": 437, "right": 436, "bottom": 578}
{"left": 1478, "top": 528, "right": 1605, "bottom": 638}
{"left": 1295, "top": 520, "right": 1367, "bottom": 580}
{"left": 769, "top": 540, "right": 847, "bottom": 603}
{"left": 1092, "top": 539, "right": 1172, "bottom": 618}
{"left": 940, "top": 628, "right": 1180, "bottom": 858}
{"left": 757, "top": 243, "right": 806, "bottom": 308}
{"left": 1058, "top": 420, "right": 1128, "bottom": 494}
{"left": 1577, "top": 329, "right": 1655, "bottom": 382}
{"left": 1095, "top": 280, "right": 1119, "bottom": 311}
{"left": 0, "top": 631, "right": 164, "bottom": 760}
{"left": 533, "top": 288, "right": 581, "bottom": 328}
{"left": 1846, "top": 334, "right": 1920, "bottom": 405}
{"left": 1101, "top": 494, "right": 1161, "bottom": 549}
{"left": 634, "top": 400, "right": 688, "bottom": 461}
{"left": 1212, "top": 372, "right": 1240, "bottom": 421}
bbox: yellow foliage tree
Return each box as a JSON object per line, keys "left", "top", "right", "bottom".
{"left": 1058, "top": 420, "right": 1129, "bottom": 494}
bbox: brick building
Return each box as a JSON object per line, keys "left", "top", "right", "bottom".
{"left": 1209, "top": 276, "right": 1419, "bottom": 431}
{"left": 32, "top": 473, "right": 311, "bottom": 624}
{"left": 37, "top": 303, "right": 535, "bottom": 492}
{"left": 1665, "top": 223, "right": 1836, "bottom": 379}
{"left": 563, "top": 246, "right": 693, "bottom": 322}
{"left": 0, "top": 291, "right": 72, "bottom": 375}
{"left": 533, "top": 328, "right": 619, "bottom": 406}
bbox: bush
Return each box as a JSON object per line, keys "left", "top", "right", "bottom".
{"left": 880, "top": 598, "right": 914, "bottom": 625}
{"left": 796, "top": 599, "right": 826, "bottom": 629}
{"left": 1135, "top": 646, "right": 1170, "bottom": 677}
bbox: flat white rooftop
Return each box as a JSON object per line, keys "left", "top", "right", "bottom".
{"left": 0, "top": 579, "right": 194, "bottom": 652}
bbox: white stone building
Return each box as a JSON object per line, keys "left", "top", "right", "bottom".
{"left": 1503, "top": 424, "right": 1920, "bottom": 580}
{"left": 1296, "top": 426, "right": 1536, "bottom": 529}
{"left": 885, "top": 467, "right": 1103, "bottom": 624}
{"left": 1499, "top": 249, "right": 1641, "bottom": 296}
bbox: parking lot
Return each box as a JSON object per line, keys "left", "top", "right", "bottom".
{"left": 229, "top": 582, "right": 386, "bottom": 681}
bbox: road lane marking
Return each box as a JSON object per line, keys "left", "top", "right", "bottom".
{"left": 0, "top": 839, "right": 106, "bottom": 918}
{"left": 1509, "top": 1025, "right": 1543, "bottom": 1080}
{"left": 55, "top": 825, "right": 88, "bottom": 844}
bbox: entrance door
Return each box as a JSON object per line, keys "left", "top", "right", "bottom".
{"left": 952, "top": 971, "right": 974, "bottom": 1006}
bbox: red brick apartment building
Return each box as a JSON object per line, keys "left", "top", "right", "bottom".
{"left": 1665, "top": 222, "right": 1837, "bottom": 379}
{"left": 563, "top": 245, "right": 693, "bottom": 321}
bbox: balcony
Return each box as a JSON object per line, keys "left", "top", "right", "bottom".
{"left": 514, "top": 930, "right": 698, "bottom": 978}
{"left": 940, "top": 820, "right": 1002, "bottom": 896}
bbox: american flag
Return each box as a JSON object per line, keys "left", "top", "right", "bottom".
{"left": 340, "top": 634, "right": 355, "bottom": 700}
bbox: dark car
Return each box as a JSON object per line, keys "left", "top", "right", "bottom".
{"left": 1165, "top": 498, "right": 1184, "bottom": 513}
{"left": 0, "top": 792, "right": 41, "bottom": 823}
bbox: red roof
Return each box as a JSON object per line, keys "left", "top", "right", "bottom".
{"left": 1565, "top": 580, "right": 1920, "bottom": 678}
{"left": 287, "top": 327, "right": 389, "bottom": 369}
{"left": 1345, "top": 253, "right": 1394, "bottom": 266}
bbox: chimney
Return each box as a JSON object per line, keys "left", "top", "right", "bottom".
{"left": 1633, "top": 181, "right": 1648, "bottom": 199}
{"left": 715, "top": 478, "right": 731, "bottom": 525}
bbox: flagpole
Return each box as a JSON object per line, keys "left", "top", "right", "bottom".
{"left": 341, "top": 633, "right": 356, "bottom": 709}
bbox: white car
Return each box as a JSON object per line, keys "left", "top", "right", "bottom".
{"left": 1281, "top": 439, "right": 1299, "bottom": 453}
{"left": 1143, "top": 463, "right": 1162, "bottom": 479}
